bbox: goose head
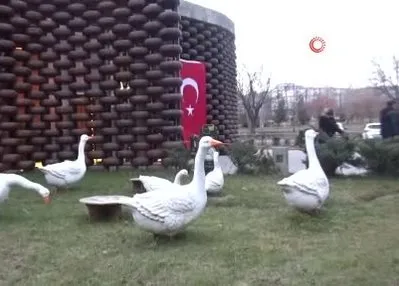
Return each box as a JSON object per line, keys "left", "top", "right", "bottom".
{"left": 37, "top": 186, "right": 51, "bottom": 204}
{"left": 79, "top": 134, "right": 92, "bottom": 143}
{"left": 305, "top": 129, "right": 318, "bottom": 140}
{"left": 198, "top": 136, "right": 224, "bottom": 152}
{"left": 180, "top": 169, "right": 189, "bottom": 176}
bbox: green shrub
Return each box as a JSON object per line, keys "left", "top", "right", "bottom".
{"left": 295, "top": 129, "right": 305, "bottom": 147}
{"left": 228, "top": 141, "right": 277, "bottom": 175}
{"left": 163, "top": 145, "right": 192, "bottom": 170}
{"left": 315, "top": 137, "right": 364, "bottom": 176}
{"left": 255, "top": 147, "right": 279, "bottom": 174}
{"left": 357, "top": 137, "right": 399, "bottom": 176}
{"left": 297, "top": 131, "right": 363, "bottom": 177}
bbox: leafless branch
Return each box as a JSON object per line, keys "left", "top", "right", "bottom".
{"left": 371, "top": 57, "right": 399, "bottom": 99}
{"left": 237, "top": 68, "right": 272, "bottom": 131}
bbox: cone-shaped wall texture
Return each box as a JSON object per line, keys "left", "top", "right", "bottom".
{"left": 0, "top": 0, "right": 237, "bottom": 171}
{"left": 179, "top": 1, "right": 238, "bottom": 143}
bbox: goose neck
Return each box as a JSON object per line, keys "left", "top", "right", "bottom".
{"left": 192, "top": 147, "right": 206, "bottom": 189}
{"left": 7, "top": 174, "right": 42, "bottom": 192}
{"left": 77, "top": 139, "right": 87, "bottom": 163}
{"left": 213, "top": 156, "right": 220, "bottom": 169}
{"left": 306, "top": 135, "right": 322, "bottom": 170}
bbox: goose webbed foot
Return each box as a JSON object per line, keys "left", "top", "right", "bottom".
{"left": 51, "top": 186, "right": 68, "bottom": 196}
{"left": 152, "top": 233, "right": 165, "bottom": 243}
{"left": 59, "top": 186, "right": 69, "bottom": 192}
{"left": 313, "top": 208, "right": 322, "bottom": 215}
{"left": 303, "top": 208, "right": 321, "bottom": 216}
{"left": 49, "top": 186, "right": 58, "bottom": 196}
{"left": 152, "top": 233, "right": 177, "bottom": 242}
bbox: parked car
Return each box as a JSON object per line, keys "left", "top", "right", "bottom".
{"left": 362, "top": 123, "right": 381, "bottom": 139}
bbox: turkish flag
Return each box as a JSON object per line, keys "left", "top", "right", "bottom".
{"left": 180, "top": 59, "right": 207, "bottom": 148}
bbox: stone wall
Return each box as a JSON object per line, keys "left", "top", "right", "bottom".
{"left": 0, "top": 0, "right": 237, "bottom": 171}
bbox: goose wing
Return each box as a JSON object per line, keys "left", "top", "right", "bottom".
{"left": 131, "top": 187, "right": 195, "bottom": 223}
{"left": 277, "top": 170, "right": 328, "bottom": 198}
{"left": 38, "top": 160, "right": 82, "bottom": 180}
{"left": 131, "top": 175, "right": 175, "bottom": 192}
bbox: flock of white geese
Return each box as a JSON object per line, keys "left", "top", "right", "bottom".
{"left": 0, "top": 129, "right": 329, "bottom": 237}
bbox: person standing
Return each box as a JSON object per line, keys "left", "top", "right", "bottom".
{"left": 318, "top": 108, "right": 347, "bottom": 143}
{"left": 380, "top": 100, "right": 396, "bottom": 139}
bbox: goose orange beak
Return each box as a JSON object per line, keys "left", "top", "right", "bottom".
{"left": 210, "top": 139, "right": 224, "bottom": 147}
{"left": 43, "top": 195, "right": 51, "bottom": 205}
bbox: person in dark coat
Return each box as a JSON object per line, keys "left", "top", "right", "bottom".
{"left": 318, "top": 108, "right": 347, "bottom": 143}
{"left": 380, "top": 100, "right": 397, "bottom": 139}
{"left": 389, "top": 108, "right": 399, "bottom": 137}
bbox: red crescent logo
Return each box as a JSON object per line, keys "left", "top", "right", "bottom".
{"left": 309, "top": 37, "right": 326, "bottom": 53}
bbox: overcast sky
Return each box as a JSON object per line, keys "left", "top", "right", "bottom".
{"left": 189, "top": 0, "right": 399, "bottom": 88}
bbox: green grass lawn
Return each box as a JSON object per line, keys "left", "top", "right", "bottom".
{"left": 1, "top": 170, "right": 399, "bottom": 286}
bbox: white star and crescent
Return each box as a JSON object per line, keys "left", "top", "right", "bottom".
{"left": 180, "top": 77, "right": 199, "bottom": 117}
{"left": 186, "top": 105, "right": 194, "bottom": 116}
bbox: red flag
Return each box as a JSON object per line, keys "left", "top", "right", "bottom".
{"left": 180, "top": 59, "right": 207, "bottom": 148}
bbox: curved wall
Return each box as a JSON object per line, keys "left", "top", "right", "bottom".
{"left": 179, "top": 1, "right": 238, "bottom": 142}
{"left": 0, "top": 0, "right": 237, "bottom": 171}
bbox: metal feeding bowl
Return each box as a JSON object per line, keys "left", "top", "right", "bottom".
{"left": 79, "top": 195, "right": 127, "bottom": 221}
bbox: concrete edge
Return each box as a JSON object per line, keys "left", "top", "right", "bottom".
{"left": 179, "top": 1, "right": 235, "bottom": 35}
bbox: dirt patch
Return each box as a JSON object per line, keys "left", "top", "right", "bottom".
{"left": 357, "top": 189, "right": 399, "bottom": 202}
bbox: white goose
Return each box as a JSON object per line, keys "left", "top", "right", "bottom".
{"left": 37, "top": 134, "right": 92, "bottom": 190}
{"left": 277, "top": 129, "right": 329, "bottom": 214}
{"left": 118, "top": 136, "right": 224, "bottom": 237}
{"left": 205, "top": 148, "right": 224, "bottom": 194}
{"left": 130, "top": 169, "right": 189, "bottom": 193}
{"left": 0, "top": 173, "right": 51, "bottom": 205}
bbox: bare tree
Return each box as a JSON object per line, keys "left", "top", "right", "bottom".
{"left": 237, "top": 69, "right": 271, "bottom": 133}
{"left": 371, "top": 56, "right": 399, "bottom": 99}
{"left": 274, "top": 94, "right": 287, "bottom": 125}
{"left": 346, "top": 90, "right": 385, "bottom": 121}
{"left": 305, "top": 95, "right": 337, "bottom": 117}
{"left": 295, "top": 93, "right": 310, "bottom": 125}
